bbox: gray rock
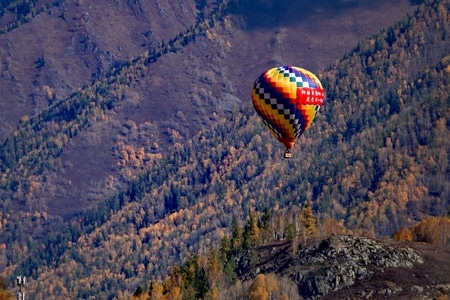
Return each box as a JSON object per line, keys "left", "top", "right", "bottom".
{"left": 411, "top": 285, "right": 424, "bottom": 293}
{"left": 237, "top": 235, "right": 424, "bottom": 300}
{"left": 293, "top": 236, "right": 423, "bottom": 299}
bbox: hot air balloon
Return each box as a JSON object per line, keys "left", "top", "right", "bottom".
{"left": 251, "top": 66, "right": 324, "bottom": 158}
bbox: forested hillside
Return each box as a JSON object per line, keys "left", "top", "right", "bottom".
{"left": 0, "top": 0, "right": 419, "bottom": 223}
{"left": 137, "top": 214, "right": 450, "bottom": 300}
{"left": 314, "top": 1, "right": 450, "bottom": 234}
{"left": 1, "top": 0, "right": 450, "bottom": 298}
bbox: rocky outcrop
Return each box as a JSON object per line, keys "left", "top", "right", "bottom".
{"left": 236, "top": 235, "right": 424, "bottom": 299}
{"left": 292, "top": 236, "right": 423, "bottom": 298}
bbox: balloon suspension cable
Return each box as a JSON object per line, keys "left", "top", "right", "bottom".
{"left": 284, "top": 148, "right": 292, "bottom": 159}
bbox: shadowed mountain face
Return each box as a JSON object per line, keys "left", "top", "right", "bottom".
{"left": 233, "top": 0, "right": 414, "bottom": 29}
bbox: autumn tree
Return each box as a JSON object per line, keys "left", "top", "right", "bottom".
{"left": 264, "top": 273, "right": 278, "bottom": 299}
{"left": 301, "top": 201, "right": 317, "bottom": 238}
{"left": 148, "top": 282, "right": 165, "bottom": 300}
{"left": 162, "top": 266, "right": 183, "bottom": 300}
{"left": 243, "top": 212, "right": 260, "bottom": 250}
{"left": 206, "top": 247, "right": 222, "bottom": 289}
{"left": 247, "top": 274, "right": 268, "bottom": 300}
{"left": 0, "top": 289, "right": 13, "bottom": 300}
{"left": 0, "top": 276, "right": 13, "bottom": 300}
{"left": 393, "top": 226, "right": 413, "bottom": 242}
{"left": 230, "top": 217, "right": 242, "bottom": 252}
{"left": 318, "top": 216, "right": 347, "bottom": 236}
{"left": 411, "top": 216, "right": 450, "bottom": 246}
{"left": 247, "top": 273, "right": 278, "bottom": 300}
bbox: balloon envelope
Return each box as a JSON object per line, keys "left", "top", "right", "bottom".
{"left": 251, "top": 66, "right": 324, "bottom": 152}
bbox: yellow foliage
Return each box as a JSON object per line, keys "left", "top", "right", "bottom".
{"left": 440, "top": 55, "right": 450, "bottom": 64}
{"left": 397, "top": 190, "right": 408, "bottom": 210}
{"left": 42, "top": 85, "right": 54, "bottom": 100}
{"left": 445, "top": 65, "right": 450, "bottom": 74}
{"left": 248, "top": 274, "right": 269, "bottom": 300}
{"left": 301, "top": 201, "right": 317, "bottom": 236}
{"left": 0, "top": 277, "right": 12, "bottom": 300}
{"left": 264, "top": 273, "right": 278, "bottom": 295}
{"left": 207, "top": 287, "right": 220, "bottom": 300}
{"left": 247, "top": 273, "right": 279, "bottom": 300}
{"left": 0, "top": 290, "right": 13, "bottom": 300}
{"left": 411, "top": 216, "right": 450, "bottom": 246}
{"left": 320, "top": 217, "right": 347, "bottom": 236}
{"left": 149, "top": 282, "right": 164, "bottom": 300}
{"left": 164, "top": 286, "right": 181, "bottom": 300}
{"left": 393, "top": 226, "right": 413, "bottom": 242}
{"left": 129, "top": 293, "right": 147, "bottom": 300}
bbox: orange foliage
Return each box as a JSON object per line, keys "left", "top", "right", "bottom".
{"left": 148, "top": 282, "right": 164, "bottom": 300}
{"left": 411, "top": 216, "right": 450, "bottom": 246}
{"left": 319, "top": 217, "right": 347, "bottom": 236}
{"left": 248, "top": 274, "right": 269, "bottom": 300}
{"left": 0, "top": 277, "right": 12, "bottom": 300}
{"left": 0, "top": 290, "right": 13, "bottom": 300}
{"left": 393, "top": 226, "right": 413, "bottom": 242}
{"left": 208, "top": 287, "right": 220, "bottom": 300}
{"left": 247, "top": 273, "right": 279, "bottom": 300}
{"left": 264, "top": 273, "right": 278, "bottom": 295}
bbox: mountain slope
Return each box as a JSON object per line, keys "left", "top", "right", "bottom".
{"left": 3, "top": 0, "right": 450, "bottom": 298}
{"left": 0, "top": 0, "right": 418, "bottom": 219}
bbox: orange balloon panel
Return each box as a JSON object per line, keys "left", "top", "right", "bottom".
{"left": 252, "top": 66, "right": 324, "bottom": 150}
